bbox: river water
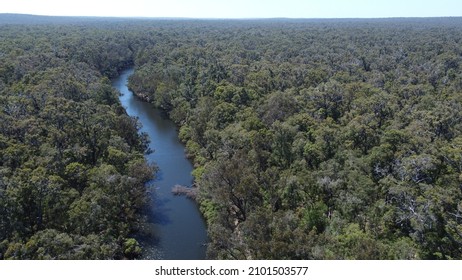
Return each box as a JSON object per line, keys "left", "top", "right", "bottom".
{"left": 112, "top": 68, "right": 207, "bottom": 260}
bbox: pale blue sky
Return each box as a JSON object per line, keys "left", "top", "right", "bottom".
{"left": 0, "top": 0, "right": 460, "bottom": 18}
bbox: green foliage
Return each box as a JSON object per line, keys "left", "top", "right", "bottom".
{"left": 301, "top": 202, "right": 328, "bottom": 232}
{"left": 4, "top": 229, "right": 120, "bottom": 260}
{"left": 326, "top": 223, "right": 385, "bottom": 260}
{"left": 3, "top": 16, "right": 462, "bottom": 260}
{"left": 0, "top": 22, "right": 154, "bottom": 259}
{"left": 125, "top": 18, "right": 462, "bottom": 259}
{"left": 123, "top": 238, "right": 142, "bottom": 259}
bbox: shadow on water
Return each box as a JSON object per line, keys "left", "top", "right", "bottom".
{"left": 113, "top": 68, "right": 208, "bottom": 260}
{"left": 150, "top": 195, "right": 173, "bottom": 226}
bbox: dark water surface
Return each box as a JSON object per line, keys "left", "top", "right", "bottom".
{"left": 112, "top": 68, "right": 207, "bottom": 259}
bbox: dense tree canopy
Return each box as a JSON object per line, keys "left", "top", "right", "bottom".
{"left": 2, "top": 15, "right": 462, "bottom": 260}
{"left": 128, "top": 18, "right": 462, "bottom": 259}
{"left": 0, "top": 20, "right": 154, "bottom": 259}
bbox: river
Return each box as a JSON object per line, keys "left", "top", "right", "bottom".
{"left": 112, "top": 68, "right": 208, "bottom": 260}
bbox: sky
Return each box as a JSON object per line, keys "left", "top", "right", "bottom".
{"left": 0, "top": 0, "right": 461, "bottom": 19}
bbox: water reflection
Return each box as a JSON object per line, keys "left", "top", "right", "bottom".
{"left": 113, "top": 68, "right": 207, "bottom": 260}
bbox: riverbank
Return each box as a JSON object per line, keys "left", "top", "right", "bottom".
{"left": 113, "top": 68, "right": 208, "bottom": 260}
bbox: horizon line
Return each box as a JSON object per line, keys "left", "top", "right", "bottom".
{"left": 1, "top": 13, "right": 462, "bottom": 21}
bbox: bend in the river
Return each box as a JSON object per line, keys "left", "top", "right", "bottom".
{"left": 112, "top": 68, "right": 207, "bottom": 260}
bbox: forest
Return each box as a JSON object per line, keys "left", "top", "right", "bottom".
{"left": 1, "top": 15, "right": 462, "bottom": 259}
{"left": 0, "top": 18, "right": 155, "bottom": 259}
